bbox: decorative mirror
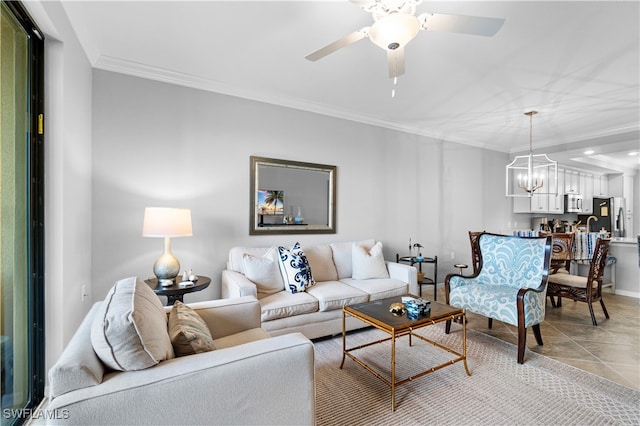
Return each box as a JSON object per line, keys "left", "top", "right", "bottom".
{"left": 250, "top": 156, "right": 336, "bottom": 235}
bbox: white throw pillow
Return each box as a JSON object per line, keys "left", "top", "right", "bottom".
{"left": 277, "top": 242, "right": 315, "bottom": 293}
{"left": 331, "top": 239, "right": 376, "bottom": 279}
{"left": 242, "top": 247, "right": 285, "bottom": 298}
{"left": 91, "top": 276, "right": 174, "bottom": 371}
{"left": 352, "top": 241, "right": 390, "bottom": 280}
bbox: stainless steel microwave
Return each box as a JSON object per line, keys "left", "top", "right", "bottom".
{"left": 565, "top": 194, "right": 583, "bottom": 213}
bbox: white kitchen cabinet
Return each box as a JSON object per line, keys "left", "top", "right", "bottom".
{"left": 513, "top": 195, "right": 532, "bottom": 213}
{"left": 564, "top": 170, "right": 580, "bottom": 194}
{"left": 548, "top": 167, "right": 564, "bottom": 213}
{"left": 623, "top": 175, "right": 634, "bottom": 234}
{"left": 623, "top": 175, "right": 634, "bottom": 215}
{"left": 581, "top": 172, "right": 594, "bottom": 214}
{"left": 593, "top": 174, "right": 609, "bottom": 197}
{"left": 530, "top": 192, "right": 548, "bottom": 212}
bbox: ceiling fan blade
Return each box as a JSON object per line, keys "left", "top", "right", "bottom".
{"left": 419, "top": 13, "right": 505, "bottom": 37}
{"left": 305, "top": 28, "right": 369, "bottom": 62}
{"left": 387, "top": 47, "right": 405, "bottom": 78}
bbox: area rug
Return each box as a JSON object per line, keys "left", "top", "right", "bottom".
{"left": 313, "top": 324, "right": 640, "bottom": 425}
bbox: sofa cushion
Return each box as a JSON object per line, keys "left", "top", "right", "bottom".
{"left": 330, "top": 239, "right": 375, "bottom": 279}
{"left": 242, "top": 247, "right": 285, "bottom": 298}
{"left": 259, "top": 291, "right": 319, "bottom": 321}
{"left": 305, "top": 281, "right": 369, "bottom": 311}
{"left": 352, "top": 241, "right": 390, "bottom": 280}
{"left": 448, "top": 282, "right": 546, "bottom": 328}
{"left": 303, "top": 244, "right": 338, "bottom": 282}
{"left": 91, "top": 276, "right": 174, "bottom": 371}
{"left": 341, "top": 277, "right": 408, "bottom": 301}
{"left": 48, "top": 303, "right": 105, "bottom": 399}
{"left": 212, "top": 328, "right": 271, "bottom": 350}
{"left": 168, "top": 301, "right": 216, "bottom": 357}
{"left": 277, "top": 242, "right": 315, "bottom": 293}
{"left": 228, "top": 246, "right": 272, "bottom": 273}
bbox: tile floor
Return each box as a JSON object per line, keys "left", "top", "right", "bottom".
{"left": 429, "top": 288, "right": 640, "bottom": 391}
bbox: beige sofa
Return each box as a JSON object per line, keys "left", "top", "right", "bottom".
{"left": 222, "top": 239, "right": 418, "bottom": 339}
{"left": 40, "top": 289, "right": 315, "bottom": 425}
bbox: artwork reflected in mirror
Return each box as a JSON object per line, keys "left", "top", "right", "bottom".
{"left": 250, "top": 156, "right": 336, "bottom": 235}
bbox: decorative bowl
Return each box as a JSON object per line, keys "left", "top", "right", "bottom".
{"left": 389, "top": 302, "right": 406, "bottom": 317}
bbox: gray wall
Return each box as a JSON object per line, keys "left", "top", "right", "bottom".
{"left": 91, "top": 70, "right": 514, "bottom": 302}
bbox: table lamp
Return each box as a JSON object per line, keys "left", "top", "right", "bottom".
{"left": 142, "top": 207, "right": 192, "bottom": 286}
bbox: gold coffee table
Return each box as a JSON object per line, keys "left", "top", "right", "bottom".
{"left": 342, "top": 295, "right": 471, "bottom": 411}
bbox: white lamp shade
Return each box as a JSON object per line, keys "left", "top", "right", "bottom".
{"left": 369, "top": 13, "right": 420, "bottom": 50}
{"left": 142, "top": 207, "right": 193, "bottom": 237}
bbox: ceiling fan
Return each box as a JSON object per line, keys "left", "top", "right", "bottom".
{"left": 305, "top": 0, "right": 505, "bottom": 78}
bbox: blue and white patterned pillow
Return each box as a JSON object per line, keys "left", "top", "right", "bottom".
{"left": 277, "top": 242, "right": 315, "bottom": 294}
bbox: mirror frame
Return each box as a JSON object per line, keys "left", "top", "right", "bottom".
{"left": 250, "top": 156, "right": 337, "bottom": 235}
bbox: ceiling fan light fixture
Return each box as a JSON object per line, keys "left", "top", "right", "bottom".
{"left": 369, "top": 13, "right": 420, "bottom": 50}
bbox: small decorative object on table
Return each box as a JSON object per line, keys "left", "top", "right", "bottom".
{"left": 294, "top": 205, "right": 304, "bottom": 224}
{"left": 389, "top": 302, "right": 406, "bottom": 317}
{"left": 405, "top": 297, "right": 431, "bottom": 320}
{"left": 179, "top": 269, "right": 199, "bottom": 287}
{"left": 414, "top": 243, "right": 424, "bottom": 262}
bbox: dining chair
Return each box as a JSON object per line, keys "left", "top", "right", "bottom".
{"left": 547, "top": 238, "right": 611, "bottom": 326}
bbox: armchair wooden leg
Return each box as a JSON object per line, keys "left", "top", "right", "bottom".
{"left": 600, "top": 299, "right": 610, "bottom": 319}
{"left": 517, "top": 325, "right": 526, "bottom": 364}
{"left": 445, "top": 319, "right": 451, "bottom": 334}
{"left": 518, "top": 330, "right": 527, "bottom": 364}
{"left": 487, "top": 318, "right": 493, "bottom": 329}
{"left": 532, "top": 324, "right": 543, "bottom": 346}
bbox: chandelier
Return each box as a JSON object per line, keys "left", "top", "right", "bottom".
{"left": 505, "top": 111, "right": 558, "bottom": 197}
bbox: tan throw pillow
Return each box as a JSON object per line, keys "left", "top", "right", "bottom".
{"left": 304, "top": 244, "right": 338, "bottom": 282}
{"left": 168, "top": 301, "right": 216, "bottom": 357}
{"left": 242, "top": 247, "right": 284, "bottom": 298}
{"left": 352, "top": 241, "right": 390, "bottom": 280}
{"left": 91, "top": 276, "right": 174, "bottom": 371}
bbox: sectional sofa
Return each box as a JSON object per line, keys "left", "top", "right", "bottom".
{"left": 40, "top": 277, "right": 315, "bottom": 425}
{"left": 221, "top": 239, "right": 418, "bottom": 339}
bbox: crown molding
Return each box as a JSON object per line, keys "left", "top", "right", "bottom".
{"left": 93, "top": 55, "right": 489, "bottom": 147}
{"left": 94, "top": 55, "right": 638, "bottom": 156}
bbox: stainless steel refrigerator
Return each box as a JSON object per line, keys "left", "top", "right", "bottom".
{"left": 585, "top": 197, "right": 626, "bottom": 236}
{"left": 580, "top": 198, "right": 612, "bottom": 233}
{"left": 612, "top": 197, "right": 626, "bottom": 237}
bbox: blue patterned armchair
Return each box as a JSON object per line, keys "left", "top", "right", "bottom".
{"left": 445, "top": 233, "right": 552, "bottom": 364}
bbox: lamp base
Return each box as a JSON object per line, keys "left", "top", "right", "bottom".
{"left": 153, "top": 239, "right": 180, "bottom": 286}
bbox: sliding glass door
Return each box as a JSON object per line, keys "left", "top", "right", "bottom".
{"left": 1, "top": 1, "right": 44, "bottom": 424}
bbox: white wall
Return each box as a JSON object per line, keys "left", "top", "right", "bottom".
{"left": 91, "top": 70, "right": 514, "bottom": 302}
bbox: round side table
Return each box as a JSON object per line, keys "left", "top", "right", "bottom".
{"left": 145, "top": 275, "right": 211, "bottom": 306}
{"left": 454, "top": 263, "right": 468, "bottom": 275}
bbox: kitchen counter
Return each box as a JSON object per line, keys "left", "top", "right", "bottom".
{"left": 606, "top": 237, "right": 639, "bottom": 298}
{"left": 569, "top": 234, "right": 639, "bottom": 298}
{"left": 609, "top": 236, "right": 638, "bottom": 245}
